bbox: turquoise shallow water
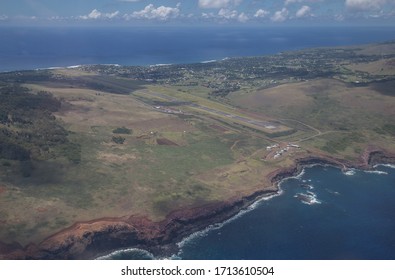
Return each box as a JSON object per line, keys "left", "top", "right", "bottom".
{"left": 99, "top": 164, "right": 395, "bottom": 260}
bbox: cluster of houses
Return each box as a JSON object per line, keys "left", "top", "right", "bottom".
{"left": 266, "top": 143, "right": 301, "bottom": 159}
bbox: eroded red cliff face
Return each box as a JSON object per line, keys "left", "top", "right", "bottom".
{"left": 1, "top": 149, "right": 394, "bottom": 260}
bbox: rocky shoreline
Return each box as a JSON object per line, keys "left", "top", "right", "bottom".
{"left": 1, "top": 149, "right": 394, "bottom": 260}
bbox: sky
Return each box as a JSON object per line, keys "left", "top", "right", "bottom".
{"left": 0, "top": 0, "right": 395, "bottom": 25}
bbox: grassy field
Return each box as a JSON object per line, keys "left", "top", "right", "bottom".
{"left": 0, "top": 75, "right": 282, "bottom": 245}
{"left": 0, "top": 42, "right": 394, "bottom": 249}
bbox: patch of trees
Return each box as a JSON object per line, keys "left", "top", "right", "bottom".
{"left": 209, "top": 84, "right": 241, "bottom": 98}
{"left": 0, "top": 140, "right": 30, "bottom": 161}
{"left": 112, "top": 136, "right": 125, "bottom": 144}
{"left": 0, "top": 84, "right": 81, "bottom": 174}
{"left": 112, "top": 127, "right": 132, "bottom": 135}
{"left": 0, "top": 70, "right": 53, "bottom": 84}
{"left": 0, "top": 86, "right": 61, "bottom": 125}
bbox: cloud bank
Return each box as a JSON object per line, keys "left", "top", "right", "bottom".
{"left": 271, "top": 8, "right": 289, "bottom": 22}
{"left": 80, "top": 9, "right": 119, "bottom": 20}
{"left": 125, "top": 3, "right": 181, "bottom": 20}
{"left": 296, "top": 5, "right": 311, "bottom": 18}
{"left": 254, "top": 9, "right": 270, "bottom": 18}
{"left": 199, "top": 0, "right": 242, "bottom": 9}
{"left": 345, "top": 0, "right": 389, "bottom": 11}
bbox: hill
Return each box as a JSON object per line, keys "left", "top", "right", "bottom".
{"left": 0, "top": 41, "right": 395, "bottom": 259}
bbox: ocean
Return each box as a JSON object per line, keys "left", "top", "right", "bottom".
{"left": 0, "top": 25, "right": 395, "bottom": 72}
{"left": 2, "top": 25, "right": 395, "bottom": 260}
{"left": 98, "top": 165, "right": 395, "bottom": 260}
{"left": 178, "top": 165, "right": 395, "bottom": 260}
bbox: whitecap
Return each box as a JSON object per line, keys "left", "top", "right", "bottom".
{"left": 300, "top": 183, "right": 314, "bottom": 190}
{"left": 306, "top": 196, "right": 322, "bottom": 205}
{"left": 374, "top": 164, "right": 395, "bottom": 169}
{"left": 35, "top": 66, "right": 63, "bottom": 70}
{"left": 177, "top": 188, "right": 283, "bottom": 249}
{"left": 201, "top": 60, "right": 217, "bottom": 64}
{"left": 343, "top": 169, "right": 356, "bottom": 176}
{"left": 96, "top": 248, "right": 154, "bottom": 260}
{"left": 294, "top": 192, "right": 321, "bottom": 205}
{"left": 101, "top": 64, "right": 121, "bottom": 67}
{"left": 67, "top": 65, "right": 82, "bottom": 69}
{"left": 169, "top": 254, "right": 182, "bottom": 260}
{"left": 279, "top": 168, "right": 306, "bottom": 183}
{"left": 149, "top": 63, "right": 172, "bottom": 67}
{"left": 326, "top": 189, "right": 340, "bottom": 195}
{"left": 364, "top": 170, "right": 388, "bottom": 175}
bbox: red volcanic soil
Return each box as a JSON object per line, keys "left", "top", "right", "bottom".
{"left": 156, "top": 138, "right": 178, "bottom": 146}
{"left": 0, "top": 149, "right": 394, "bottom": 260}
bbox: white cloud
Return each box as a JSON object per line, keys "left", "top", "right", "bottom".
{"left": 126, "top": 3, "right": 181, "bottom": 20}
{"left": 218, "top": 8, "right": 238, "bottom": 19}
{"left": 238, "top": 12, "right": 249, "bottom": 22}
{"left": 345, "top": 0, "right": 389, "bottom": 11}
{"left": 254, "top": 9, "right": 270, "bottom": 18}
{"left": 201, "top": 8, "right": 248, "bottom": 22}
{"left": 107, "top": 11, "right": 120, "bottom": 19}
{"left": 0, "top": 15, "right": 8, "bottom": 21}
{"left": 296, "top": 5, "right": 311, "bottom": 18}
{"left": 49, "top": 16, "right": 67, "bottom": 21}
{"left": 202, "top": 12, "right": 215, "bottom": 18}
{"left": 80, "top": 9, "right": 119, "bottom": 20}
{"left": 199, "top": 0, "right": 242, "bottom": 9}
{"left": 334, "top": 13, "right": 345, "bottom": 21}
{"left": 87, "top": 9, "right": 101, "bottom": 19}
{"left": 271, "top": 8, "right": 289, "bottom": 22}
{"left": 285, "top": 0, "right": 321, "bottom": 5}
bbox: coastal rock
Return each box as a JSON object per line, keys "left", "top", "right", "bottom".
{"left": 1, "top": 150, "right": 394, "bottom": 259}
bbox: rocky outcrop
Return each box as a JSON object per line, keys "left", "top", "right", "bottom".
{"left": 1, "top": 149, "right": 394, "bottom": 260}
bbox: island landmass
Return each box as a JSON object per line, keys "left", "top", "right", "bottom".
{"left": 1, "top": 41, "right": 395, "bottom": 259}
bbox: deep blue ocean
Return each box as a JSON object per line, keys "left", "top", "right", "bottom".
{"left": 99, "top": 165, "right": 395, "bottom": 260}
{"left": 0, "top": 26, "right": 395, "bottom": 72}
{"left": 2, "top": 25, "right": 395, "bottom": 260}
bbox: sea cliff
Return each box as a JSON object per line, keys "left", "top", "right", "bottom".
{"left": 1, "top": 149, "right": 394, "bottom": 260}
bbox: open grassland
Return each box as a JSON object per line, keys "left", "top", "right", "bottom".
{"left": 0, "top": 76, "right": 283, "bottom": 245}
{"left": 229, "top": 77, "right": 395, "bottom": 158}
{"left": 1, "top": 41, "right": 395, "bottom": 250}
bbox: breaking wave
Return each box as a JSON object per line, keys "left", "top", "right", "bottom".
{"left": 343, "top": 169, "right": 356, "bottom": 176}
{"left": 294, "top": 191, "right": 322, "bottom": 205}
{"left": 364, "top": 170, "right": 388, "bottom": 175}
{"left": 374, "top": 164, "right": 395, "bottom": 169}
{"left": 96, "top": 248, "right": 154, "bottom": 260}
{"left": 177, "top": 189, "right": 284, "bottom": 250}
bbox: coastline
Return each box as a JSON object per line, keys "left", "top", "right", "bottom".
{"left": 1, "top": 148, "right": 394, "bottom": 260}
